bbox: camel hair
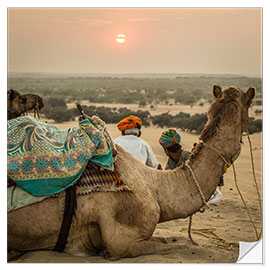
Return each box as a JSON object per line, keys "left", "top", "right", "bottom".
{"left": 7, "top": 89, "right": 44, "bottom": 119}
{"left": 22, "top": 93, "right": 44, "bottom": 119}
{"left": 8, "top": 85, "right": 256, "bottom": 260}
{"left": 7, "top": 89, "right": 26, "bottom": 120}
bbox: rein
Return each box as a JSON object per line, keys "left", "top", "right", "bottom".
{"left": 186, "top": 140, "right": 236, "bottom": 244}
{"left": 187, "top": 134, "right": 262, "bottom": 244}
{"left": 200, "top": 141, "right": 232, "bottom": 173}
{"left": 203, "top": 135, "right": 262, "bottom": 241}
{"left": 187, "top": 140, "right": 233, "bottom": 210}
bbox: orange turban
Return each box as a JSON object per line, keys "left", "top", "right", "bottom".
{"left": 117, "top": 115, "right": 142, "bottom": 132}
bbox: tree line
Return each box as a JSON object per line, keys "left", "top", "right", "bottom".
{"left": 8, "top": 75, "right": 262, "bottom": 134}
{"left": 8, "top": 75, "right": 262, "bottom": 107}
{"left": 41, "top": 98, "right": 262, "bottom": 135}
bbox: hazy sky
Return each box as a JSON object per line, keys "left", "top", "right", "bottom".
{"left": 8, "top": 8, "right": 262, "bottom": 76}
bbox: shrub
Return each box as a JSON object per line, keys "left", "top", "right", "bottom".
{"left": 247, "top": 117, "right": 262, "bottom": 134}
{"left": 152, "top": 112, "right": 207, "bottom": 134}
{"left": 45, "top": 97, "right": 67, "bottom": 108}
{"left": 151, "top": 113, "right": 174, "bottom": 128}
{"left": 44, "top": 107, "right": 74, "bottom": 123}
{"left": 139, "top": 100, "right": 147, "bottom": 107}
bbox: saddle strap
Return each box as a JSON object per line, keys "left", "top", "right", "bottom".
{"left": 53, "top": 185, "right": 77, "bottom": 252}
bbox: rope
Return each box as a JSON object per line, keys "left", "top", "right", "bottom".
{"left": 203, "top": 136, "right": 261, "bottom": 241}
{"left": 88, "top": 115, "right": 116, "bottom": 152}
{"left": 188, "top": 215, "right": 198, "bottom": 245}
{"left": 201, "top": 141, "right": 231, "bottom": 173}
{"left": 182, "top": 227, "right": 238, "bottom": 250}
{"left": 246, "top": 130, "right": 263, "bottom": 239}
{"left": 201, "top": 141, "right": 229, "bottom": 164}
{"left": 186, "top": 163, "right": 209, "bottom": 210}
{"left": 186, "top": 162, "right": 209, "bottom": 245}
{"left": 232, "top": 163, "right": 260, "bottom": 241}
{"left": 76, "top": 104, "right": 117, "bottom": 155}
{"left": 186, "top": 136, "right": 261, "bottom": 245}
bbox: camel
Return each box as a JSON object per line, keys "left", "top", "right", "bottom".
{"left": 8, "top": 85, "right": 256, "bottom": 260}
{"left": 7, "top": 89, "right": 27, "bottom": 120}
{"left": 22, "top": 93, "right": 44, "bottom": 119}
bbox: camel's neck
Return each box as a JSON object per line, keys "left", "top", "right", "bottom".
{"left": 155, "top": 125, "right": 242, "bottom": 223}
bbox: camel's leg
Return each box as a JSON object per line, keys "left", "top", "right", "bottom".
{"left": 126, "top": 239, "right": 186, "bottom": 259}
{"left": 99, "top": 216, "right": 185, "bottom": 260}
{"left": 34, "top": 106, "right": 40, "bottom": 119}
{"left": 106, "top": 238, "right": 186, "bottom": 260}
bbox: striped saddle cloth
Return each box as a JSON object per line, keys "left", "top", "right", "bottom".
{"left": 76, "top": 163, "right": 132, "bottom": 196}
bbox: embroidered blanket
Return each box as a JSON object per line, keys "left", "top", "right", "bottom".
{"left": 8, "top": 164, "right": 132, "bottom": 212}
{"left": 7, "top": 116, "right": 114, "bottom": 196}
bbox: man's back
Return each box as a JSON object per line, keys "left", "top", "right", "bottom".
{"left": 114, "top": 135, "right": 158, "bottom": 168}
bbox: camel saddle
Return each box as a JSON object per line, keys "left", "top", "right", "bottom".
{"left": 7, "top": 116, "right": 114, "bottom": 196}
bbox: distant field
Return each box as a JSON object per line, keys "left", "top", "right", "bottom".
{"left": 8, "top": 74, "right": 262, "bottom": 107}
{"left": 66, "top": 100, "right": 262, "bottom": 119}
{"left": 9, "top": 74, "right": 262, "bottom": 133}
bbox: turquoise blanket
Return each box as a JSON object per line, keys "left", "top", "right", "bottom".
{"left": 7, "top": 116, "right": 114, "bottom": 196}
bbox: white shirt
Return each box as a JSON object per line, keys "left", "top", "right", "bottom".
{"left": 114, "top": 135, "right": 158, "bottom": 168}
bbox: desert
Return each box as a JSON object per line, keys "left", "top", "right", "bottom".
{"left": 7, "top": 7, "right": 263, "bottom": 264}
{"left": 9, "top": 102, "right": 263, "bottom": 263}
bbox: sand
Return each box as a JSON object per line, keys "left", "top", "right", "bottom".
{"left": 8, "top": 104, "right": 263, "bottom": 263}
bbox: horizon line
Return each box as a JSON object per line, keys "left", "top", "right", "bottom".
{"left": 8, "top": 71, "right": 261, "bottom": 78}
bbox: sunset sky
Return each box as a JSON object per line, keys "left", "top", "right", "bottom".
{"left": 7, "top": 8, "right": 262, "bottom": 76}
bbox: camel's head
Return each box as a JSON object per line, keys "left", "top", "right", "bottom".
{"left": 7, "top": 89, "right": 27, "bottom": 118}
{"left": 200, "top": 85, "right": 256, "bottom": 141}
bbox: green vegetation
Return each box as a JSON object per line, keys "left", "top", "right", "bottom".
{"left": 40, "top": 101, "right": 262, "bottom": 135}
{"left": 8, "top": 74, "right": 262, "bottom": 107}
{"left": 247, "top": 117, "right": 263, "bottom": 134}
{"left": 7, "top": 74, "right": 262, "bottom": 134}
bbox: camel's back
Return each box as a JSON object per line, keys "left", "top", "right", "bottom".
{"left": 114, "top": 144, "right": 158, "bottom": 192}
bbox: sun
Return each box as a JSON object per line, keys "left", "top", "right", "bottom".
{"left": 115, "top": 34, "right": 126, "bottom": 44}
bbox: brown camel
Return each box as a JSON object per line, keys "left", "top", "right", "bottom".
{"left": 22, "top": 93, "right": 44, "bottom": 119}
{"left": 7, "top": 89, "right": 27, "bottom": 120}
{"left": 8, "top": 85, "right": 256, "bottom": 260}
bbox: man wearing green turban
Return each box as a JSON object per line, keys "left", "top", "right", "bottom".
{"left": 159, "top": 129, "right": 223, "bottom": 205}
{"left": 159, "top": 129, "right": 191, "bottom": 170}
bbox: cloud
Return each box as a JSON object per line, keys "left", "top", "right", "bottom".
{"left": 50, "top": 18, "right": 71, "bottom": 24}
{"left": 85, "top": 19, "right": 113, "bottom": 26}
{"left": 49, "top": 17, "right": 113, "bottom": 27}
{"left": 128, "top": 17, "right": 160, "bottom": 22}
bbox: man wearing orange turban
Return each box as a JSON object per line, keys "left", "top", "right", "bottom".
{"left": 114, "top": 115, "right": 161, "bottom": 169}
{"left": 117, "top": 115, "right": 142, "bottom": 133}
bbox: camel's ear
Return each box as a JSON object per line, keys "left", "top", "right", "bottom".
{"left": 212, "top": 85, "right": 223, "bottom": 100}
{"left": 245, "top": 87, "right": 256, "bottom": 107}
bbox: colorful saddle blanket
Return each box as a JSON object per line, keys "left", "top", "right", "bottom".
{"left": 7, "top": 116, "right": 114, "bottom": 196}
{"left": 8, "top": 164, "right": 131, "bottom": 213}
